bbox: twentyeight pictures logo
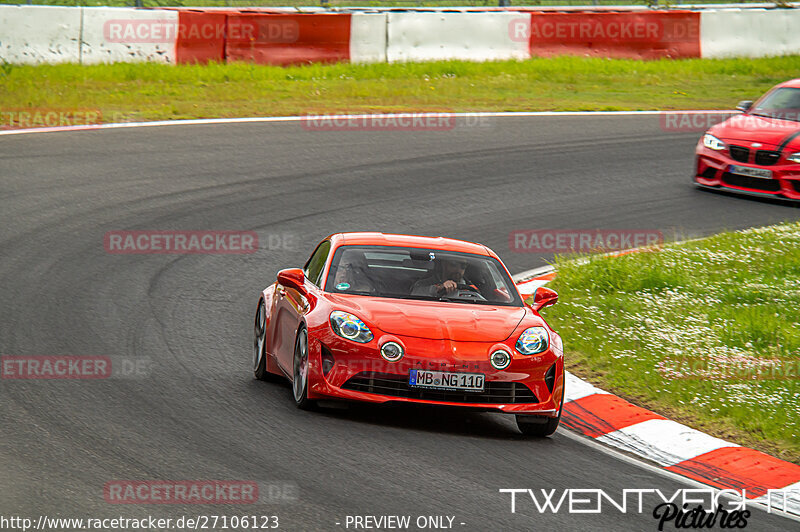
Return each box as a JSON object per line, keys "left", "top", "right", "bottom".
{"left": 105, "top": 231, "right": 258, "bottom": 254}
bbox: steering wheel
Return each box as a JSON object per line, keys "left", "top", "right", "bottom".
{"left": 453, "top": 283, "right": 486, "bottom": 301}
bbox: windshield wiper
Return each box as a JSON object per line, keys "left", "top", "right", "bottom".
{"left": 437, "top": 295, "right": 498, "bottom": 305}
{"left": 340, "top": 290, "right": 375, "bottom": 296}
{"left": 750, "top": 112, "right": 800, "bottom": 122}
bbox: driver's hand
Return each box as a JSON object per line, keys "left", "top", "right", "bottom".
{"left": 442, "top": 280, "right": 458, "bottom": 294}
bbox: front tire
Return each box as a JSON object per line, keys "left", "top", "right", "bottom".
{"left": 292, "top": 327, "right": 315, "bottom": 410}
{"left": 516, "top": 413, "right": 560, "bottom": 437}
{"left": 253, "top": 300, "right": 272, "bottom": 381}
{"left": 516, "top": 382, "right": 564, "bottom": 437}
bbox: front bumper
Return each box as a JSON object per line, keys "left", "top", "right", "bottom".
{"left": 304, "top": 329, "right": 564, "bottom": 416}
{"left": 694, "top": 144, "right": 800, "bottom": 200}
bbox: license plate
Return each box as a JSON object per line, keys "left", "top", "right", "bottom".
{"left": 409, "top": 370, "right": 485, "bottom": 392}
{"left": 729, "top": 165, "right": 773, "bottom": 179}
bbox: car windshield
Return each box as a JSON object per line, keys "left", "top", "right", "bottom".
{"left": 324, "top": 245, "right": 523, "bottom": 307}
{"left": 750, "top": 87, "right": 800, "bottom": 122}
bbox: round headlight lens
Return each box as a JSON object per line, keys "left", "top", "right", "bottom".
{"left": 490, "top": 349, "right": 512, "bottom": 370}
{"left": 702, "top": 133, "right": 726, "bottom": 151}
{"left": 380, "top": 341, "right": 404, "bottom": 362}
{"left": 787, "top": 152, "right": 800, "bottom": 164}
{"left": 330, "top": 311, "right": 373, "bottom": 343}
{"left": 516, "top": 327, "right": 549, "bottom": 355}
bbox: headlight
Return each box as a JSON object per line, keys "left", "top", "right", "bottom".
{"left": 330, "top": 311, "right": 373, "bottom": 343}
{"left": 515, "top": 327, "right": 549, "bottom": 355}
{"left": 702, "top": 134, "right": 726, "bottom": 151}
{"left": 787, "top": 152, "right": 800, "bottom": 164}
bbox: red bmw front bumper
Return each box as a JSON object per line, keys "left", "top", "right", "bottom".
{"left": 694, "top": 141, "right": 800, "bottom": 200}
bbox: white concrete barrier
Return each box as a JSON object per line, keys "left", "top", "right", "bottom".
{"left": 350, "top": 13, "right": 387, "bottom": 64}
{"left": 80, "top": 7, "right": 177, "bottom": 64}
{"left": 3, "top": 6, "right": 800, "bottom": 65}
{"left": 0, "top": 6, "right": 81, "bottom": 64}
{"left": 701, "top": 9, "right": 800, "bottom": 58}
{"left": 386, "top": 12, "right": 530, "bottom": 63}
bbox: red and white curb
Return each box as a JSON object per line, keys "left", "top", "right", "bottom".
{"left": 514, "top": 266, "right": 800, "bottom": 517}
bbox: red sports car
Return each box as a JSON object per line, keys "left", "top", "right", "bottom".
{"left": 253, "top": 233, "right": 564, "bottom": 436}
{"left": 695, "top": 78, "right": 800, "bottom": 200}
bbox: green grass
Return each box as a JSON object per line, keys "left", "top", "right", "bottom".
{"left": 543, "top": 222, "right": 800, "bottom": 463}
{"left": 2, "top": 55, "right": 800, "bottom": 124}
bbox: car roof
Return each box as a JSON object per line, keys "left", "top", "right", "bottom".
{"left": 777, "top": 78, "right": 800, "bottom": 89}
{"left": 328, "top": 232, "right": 495, "bottom": 257}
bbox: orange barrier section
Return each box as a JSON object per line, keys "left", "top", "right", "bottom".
{"left": 175, "top": 10, "right": 227, "bottom": 63}
{"left": 225, "top": 13, "right": 352, "bottom": 66}
{"left": 528, "top": 11, "right": 701, "bottom": 59}
{"left": 171, "top": 9, "right": 701, "bottom": 65}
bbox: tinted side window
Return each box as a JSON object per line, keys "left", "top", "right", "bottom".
{"left": 303, "top": 240, "right": 331, "bottom": 287}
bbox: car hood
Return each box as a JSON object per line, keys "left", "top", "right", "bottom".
{"left": 711, "top": 114, "right": 800, "bottom": 149}
{"left": 326, "top": 295, "right": 527, "bottom": 342}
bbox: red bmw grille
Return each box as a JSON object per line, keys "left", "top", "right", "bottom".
{"left": 728, "top": 145, "right": 750, "bottom": 163}
{"left": 754, "top": 150, "right": 780, "bottom": 166}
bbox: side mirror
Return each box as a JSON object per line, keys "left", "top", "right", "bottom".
{"left": 277, "top": 268, "right": 305, "bottom": 292}
{"left": 736, "top": 100, "right": 753, "bottom": 113}
{"left": 531, "top": 287, "right": 558, "bottom": 312}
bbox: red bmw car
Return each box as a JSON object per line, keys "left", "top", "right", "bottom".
{"left": 695, "top": 78, "right": 800, "bottom": 199}
{"left": 252, "top": 233, "right": 564, "bottom": 436}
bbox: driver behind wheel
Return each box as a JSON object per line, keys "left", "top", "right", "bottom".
{"left": 333, "top": 250, "right": 383, "bottom": 293}
{"left": 410, "top": 255, "right": 469, "bottom": 297}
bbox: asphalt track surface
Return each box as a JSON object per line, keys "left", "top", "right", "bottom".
{"left": 2, "top": 116, "right": 799, "bottom": 531}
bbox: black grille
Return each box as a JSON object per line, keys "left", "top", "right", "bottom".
{"left": 701, "top": 167, "right": 718, "bottom": 179}
{"left": 792, "top": 181, "right": 800, "bottom": 193}
{"left": 755, "top": 150, "right": 780, "bottom": 166}
{"left": 342, "top": 372, "right": 539, "bottom": 404}
{"left": 544, "top": 364, "right": 557, "bottom": 393}
{"left": 722, "top": 173, "right": 781, "bottom": 192}
{"left": 728, "top": 145, "right": 750, "bottom": 163}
